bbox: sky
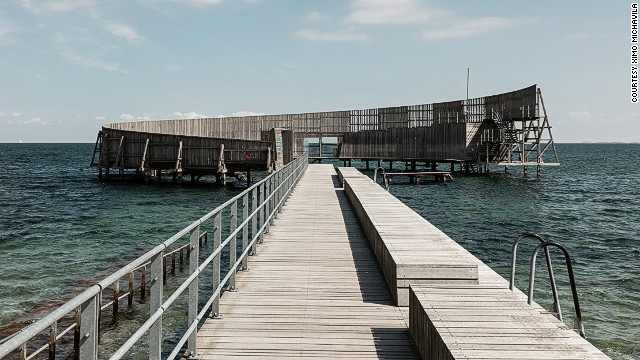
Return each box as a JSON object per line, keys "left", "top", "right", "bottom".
{"left": 0, "top": 0, "right": 637, "bottom": 143}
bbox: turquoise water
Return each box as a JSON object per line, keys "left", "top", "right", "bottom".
{"left": 0, "top": 143, "right": 638, "bottom": 359}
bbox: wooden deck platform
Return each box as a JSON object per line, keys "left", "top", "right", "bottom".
{"left": 195, "top": 164, "right": 609, "bottom": 360}
{"left": 197, "top": 164, "right": 420, "bottom": 359}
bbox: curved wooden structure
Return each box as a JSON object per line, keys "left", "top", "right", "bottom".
{"left": 92, "top": 84, "right": 558, "bottom": 179}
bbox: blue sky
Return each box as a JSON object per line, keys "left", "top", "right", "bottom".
{"left": 0, "top": 0, "right": 637, "bottom": 143}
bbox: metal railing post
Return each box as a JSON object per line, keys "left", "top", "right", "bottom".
{"left": 259, "top": 182, "right": 265, "bottom": 241}
{"left": 241, "top": 193, "right": 248, "bottom": 271}
{"left": 251, "top": 188, "right": 257, "bottom": 255}
{"left": 229, "top": 201, "right": 237, "bottom": 291}
{"left": 79, "top": 292, "right": 99, "bottom": 359}
{"left": 187, "top": 225, "right": 200, "bottom": 357}
{"left": 211, "top": 212, "right": 221, "bottom": 318}
{"left": 267, "top": 177, "right": 273, "bottom": 229}
{"left": 274, "top": 172, "right": 280, "bottom": 216}
{"left": 149, "top": 252, "right": 163, "bottom": 359}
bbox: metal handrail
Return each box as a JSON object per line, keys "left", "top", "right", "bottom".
{"left": 373, "top": 167, "right": 389, "bottom": 190}
{"left": 0, "top": 152, "right": 309, "bottom": 360}
{"left": 528, "top": 241, "right": 586, "bottom": 339}
{"left": 509, "top": 232, "right": 562, "bottom": 321}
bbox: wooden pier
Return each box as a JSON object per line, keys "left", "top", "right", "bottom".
{"left": 194, "top": 164, "right": 609, "bottom": 359}
{"left": 1, "top": 162, "right": 611, "bottom": 359}
{"left": 197, "top": 164, "right": 419, "bottom": 358}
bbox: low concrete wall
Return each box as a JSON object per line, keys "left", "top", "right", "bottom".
{"left": 336, "top": 167, "right": 609, "bottom": 360}
{"left": 337, "top": 167, "right": 478, "bottom": 306}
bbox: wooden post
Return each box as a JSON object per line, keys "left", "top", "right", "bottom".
{"left": 162, "top": 256, "right": 167, "bottom": 284}
{"left": 49, "top": 322, "right": 57, "bottom": 360}
{"left": 113, "top": 280, "right": 119, "bottom": 320}
{"left": 128, "top": 272, "right": 134, "bottom": 308}
{"left": 73, "top": 309, "right": 80, "bottom": 360}
{"left": 140, "top": 266, "right": 146, "bottom": 301}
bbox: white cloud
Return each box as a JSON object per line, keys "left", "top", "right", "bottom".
{"left": 12, "top": 112, "right": 21, "bottom": 117}
{"left": 565, "top": 33, "right": 590, "bottom": 41}
{"left": 61, "top": 49, "right": 130, "bottom": 73}
{"left": 164, "top": 64, "right": 182, "bottom": 72}
{"left": 104, "top": 21, "right": 146, "bottom": 43}
{"left": 17, "top": 0, "right": 37, "bottom": 11}
{"left": 95, "top": 116, "right": 106, "bottom": 121}
{"left": 190, "top": 0, "right": 223, "bottom": 6}
{"left": 0, "top": 21, "right": 17, "bottom": 46}
{"left": 44, "top": 0, "right": 97, "bottom": 12}
{"left": 152, "top": 0, "right": 224, "bottom": 7}
{"left": 422, "top": 17, "right": 524, "bottom": 40}
{"left": 231, "top": 111, "right": 264, "bottom": 117}
{"left": 294, "top": 28, "right": 369, "bottom": 42}
{"left": 119, "top": 113, "right": 136, "bottom": 121}
{"left": 307, "top": 11, "right": 329, "bottom": 22}
{"left": 346, "top": 0, "right": 447, "bottom": 25}
{"left": 172, "top": 111, "right": 207, "bottom": 119}
{"left": 27, "top": 117, "right": 45, "bottom": 124}
{"left": 568, "top": 110, "right": 592, "bottom": 121}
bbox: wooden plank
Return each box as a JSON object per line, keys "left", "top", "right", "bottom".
{"left": 409, "top": 285, "right": 610, "bottom": 360}
{"left": 197, "top": 164, "right": 419, "bottom": 359}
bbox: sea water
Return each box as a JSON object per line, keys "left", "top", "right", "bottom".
{"left": 0, "top": 143, "right": 638, "bottom": 359}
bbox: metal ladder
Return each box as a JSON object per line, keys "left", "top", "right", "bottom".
{"left": 509, "top": 232, "right": 586, "bottom": 338}
{"left": 373, "top": 167, "right": 389, "bottom": 190}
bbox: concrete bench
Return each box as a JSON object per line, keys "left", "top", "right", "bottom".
{"left": 337, "top": 167, "right": 479, "bottom": 306}
{"left": 409, "top": 284, "right": 610, "bottom": 360}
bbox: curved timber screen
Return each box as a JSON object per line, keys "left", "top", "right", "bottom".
{"left": 93, "top": 84, "right": 558, "bottom": 178}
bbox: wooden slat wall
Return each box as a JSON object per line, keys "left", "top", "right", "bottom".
{"left": 101, "top": 85, "right": 538, "bottom": 163}
{"left": 340, "top": 124, "right": 468, "bottom": 160}
{"left": 102, "top": 128, "right": 271, "bottom": 170}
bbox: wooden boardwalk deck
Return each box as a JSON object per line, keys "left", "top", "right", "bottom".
{"left": 197, "top": 164, "right": 420, "bottom": 359}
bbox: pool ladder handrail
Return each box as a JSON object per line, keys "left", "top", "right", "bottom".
{"left": 373, "top": 167, "right": 389, "bottom": 191}
{"left": 509, "top": 232, "right": 586, "bottom": 338}
{"left": 510, "top": 232, "right": 562, "bottom": 321}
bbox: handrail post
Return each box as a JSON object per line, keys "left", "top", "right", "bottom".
{"left": 241, "top": 193, "right": 249, "bottom": 271}
{"left": 149, "top": 252, "right": 163, "bottom": 359}
{"left": 274, "top": 172, "right": 278, "bottom": 214}
{"left": 187, "top": 225, "right": 200, "bottom": 357}
{"left": 113, "top": 280, "right": 119, "bottom": 320}
{"left": 251, "top": 187, "right": 258, "bottom": 255}
{"left": 211, "top": 212, "right": 221, "bottom": 318}
{"left": 267, "top": 177, "right": 273, "bottom": 229}
{"left": 259, "top": 182, "right": 265, "bottom": 241}
{"left": 229, "top": 201, "right": 237, "bottom": 291}
{"left": 79, "top": 292, "right": 99, "bottom": 359}
{"left": 73, "top": 309, "right": 80, "bottom": 360}
{"left": 48, "top": 322, "right": 57, "bottom": 360}
{"left": 128, "top": 272, "right": 134, "bottom": 308}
